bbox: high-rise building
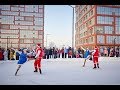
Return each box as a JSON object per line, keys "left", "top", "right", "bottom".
{"left": 75, "top": 5, "right": 120, "bottom": 50}
{"left": 0, "top": 5, "right": 44, "bottom": 49}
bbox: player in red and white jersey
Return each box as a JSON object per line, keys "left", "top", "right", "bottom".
{"left": 34, "top": 43, "right": 43, "bottom": 74}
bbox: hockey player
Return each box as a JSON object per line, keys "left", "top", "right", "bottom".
{"left": 15, "top": 48, "right": 29, "bottom": 76}
{"left": 81, "top": 46, "right": 91, "bottom": 67}
{"left": 34, "top": 43, "right": 43, "bottom": 74}
{"left": 92, "top": 46, "right": 100, "bottom": 69}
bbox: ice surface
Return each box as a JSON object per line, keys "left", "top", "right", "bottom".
{"left": 0, "top": 57, "right": 120, "bottom": 85}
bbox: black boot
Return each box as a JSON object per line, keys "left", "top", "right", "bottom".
{"left": 15, "top": 65, "right": 21, "bottom": 76}
{"left": 39, "top": 68, "right": 42, "bottom": 74}
{"left": 34, "top": 67, "right": 38, "bottom": 72}
{"left": 34, "top": 69, "right": 37, "bottom": 72}
{"left": 34, "top": 68, "right": 37, "bottom": 72}
{"left": 93, "top": 64, "right": 96, "bottom": 69}
{"left": 15, "top": 69, "right": 19, "bottom": 76}
{"left": 97, "top": 63, "right": 99, "bottom": 68}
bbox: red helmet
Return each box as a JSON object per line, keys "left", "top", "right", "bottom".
{"left": 95, "top": 46, "right": 97, "bottom": 49}
{"left": 37, "top": 43, "right": 41, "bottom": 46}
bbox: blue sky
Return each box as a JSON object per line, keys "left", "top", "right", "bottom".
{"left": 44, "top": 5, "right": 75, "bottom": 48}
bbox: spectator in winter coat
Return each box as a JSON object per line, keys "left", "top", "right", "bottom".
{"left": 61, "top": 47, "right": 64, "bottom": 58}
{"left": 7, "top": 49, "right": 10, "bottom": 60}
{"left": 104, "top": 47, "right": 108, "bottom": 56}
{"left": 64, "top": 48, "right": 68, "bottom": 58}
{"left": 109, "top": 47, "right": 114, "bottom": 57}
{"left": 3, "top": 49, "right": 8, "bottom": 60}
{"left": 0, "top": 49, "right": 3, "bottom": 60}
{"left": 116, "top": 46, "right": 119, "bottom": 57}
{"left": 68, "top": 49, "right": 72, "bottom": 58}
{"left": 100, "top": 47, "right": 104, "bottom": 56}
{"left": 107, "top": 47, "right": 110, "bottom": 57}
{"left": 49, "top": 48, "right": 52, "bottom": 58}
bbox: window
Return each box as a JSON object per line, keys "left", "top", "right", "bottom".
{"left": 91, "top": 10, "right": 93, "bottom": 15}
{"left": 39, "top": 31, "right": 43, "bottom": 34}
{"left": 86, "top": 22, "right": 88, "bottom": 27}
{"left": 20, "top": 39, "right": 24, "bottom": 43}
{"left": 89, "top": 20, "right": 91, "bottom": 25}
{"left": 97, "top": 16, "right": 113, "bottom": 24}
{"left": 1, "top": 25, "right": 9, "bottom": 29}
{"left": 83, "top": 17, "right": 85, "bottom": 21}
{"left": 39, "top": 5, "right": 43, "bottom": 8}
{"left": 24, "top": 17, "right": 33, "bottom": 21}
{"left": 39, "top": 9, "right": 43, "bottom": 13}
{"left": 0, "top": 5, "right": 10, "bottom": 10}
{"left": 15, "top": 16, "right": 24, "bottom": 20}
{"left": 91, "top": 37, "right": 93, "bottom": 42}
{"left": 97, "top": 35, "right": 104, "bottom": 44}
{"left": 83, "top": 24, "right": 85, "bottom": 29}
{"left": 0, "top": 9, "right": 1, "bottom": 15}
{"left": 86, "top": 38, "right": 88, "bottom": 43}
{"left": 104, "top": 26, "right": 113, "bottom": 34}
{"left": 1, "top": 11, "right": 19, "bottom": 15}
{"left": 1, "top": 16, "right": 14, "bottom": 24}
{"left": 86, "top": 7, "right": 87, "bottom": 11}
{"left": 86, "top": 15, "right": 87, "bottom": 19}
{"left": 84, "top": 10, "right": 85, "bottom": 13}
{"left": 97, "top": 6, "right": 113, "bottom": 15}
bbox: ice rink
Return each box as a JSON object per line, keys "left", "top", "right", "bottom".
{"left": 0, "top": 57, "right": 120, "bottom": 85}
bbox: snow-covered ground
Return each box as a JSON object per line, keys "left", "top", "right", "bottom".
{"left": 0, "top": 57, "right": 120, "bottom": 85}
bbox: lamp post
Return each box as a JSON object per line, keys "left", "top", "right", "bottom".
{"left": 68, "top": 5, "right": 75, "bottom": 48}
{"left": 33, "top": 37, "right": 35, "bottom": 45}
{"left": 7, "top": 36, "right": 10, "bottom": 50}
{"left": 11, "top": 42, "right": 12, "bottom": 48}
{"left": 33, "top": 33, "right": 35, "bottom": 46}
{"left": 46, "top": 34, "right": 51, "bottom": 47}
{"left": 114, "top": 38, "right": 116, "bottom": 56}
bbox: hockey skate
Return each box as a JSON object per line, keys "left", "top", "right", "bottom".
{"left": 15, "top": 65, "right": 21, "bottom": 76}
{"left": 93, "top": 64, "right": 97, "bottom": 69}
{"left": 15, "top": 69, "right": 19, "bottom": 76}
{"left": 39, "top": 68, "right": 42, "bottom": 74}
{"left": 15, "top": 71, "right": 17, "bottom": 76}
{"left": 97, "top": 63, "right": 99, "bottom": 68}
{"left": 34, "top": 67, "right": 38, "bottom": 72}
{"left": 82, "top": 59, "right": 86, "bottom": 67}
{"left": 34, "top": 69, "right": 38, "bottom": 72}
{"left": 82, "top": 65, "right": 85, "bottom": 67}
{"left": 93, "top": 67, "right": 97, "bottom": 69}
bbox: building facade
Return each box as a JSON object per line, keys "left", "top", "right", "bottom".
{"left": 75, "top": 5, "right": 120, "bottom": 50}
{"left": 0, "top": 5, "right": 44, "bottom": 49}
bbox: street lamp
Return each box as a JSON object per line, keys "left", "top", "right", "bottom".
{"left": 11, "top": 42, "right": 12, "bottom": 48}
{"left": 33, "top": 33, "right": 35, "bottom": 46}
{"left": 114, "top": 38, "right": 116, "bottom": 56}
{"left": 68, "top": 5, "right": 75, "bottom": 48}
{"left": 33, "top": 37, "right": 35, "bottom": 46}
{"left": 7, "top": 36, "right": 10, "bottom": 49}
{"left": 46, "top": 34, "right": 51, "bottom": 47}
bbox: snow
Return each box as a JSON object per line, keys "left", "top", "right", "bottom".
{"left": 0, "top": 57, "right": 120, "bottom": 85}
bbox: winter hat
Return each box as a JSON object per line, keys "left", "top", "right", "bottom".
{"left": 37, "top": 43, "right": 41, "bottom": 46}
{"left": 21, "top": 48, "right": 27, "bottom": 53}
{"left": 95, "top": 46, "right": 97, "bottom": 49}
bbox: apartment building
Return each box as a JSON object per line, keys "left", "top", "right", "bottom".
{"left": 75, "top": 5, "right": 120, "bottom": 50}
{"left": 0, "top": 5, "right": 44, "bottom": 49}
